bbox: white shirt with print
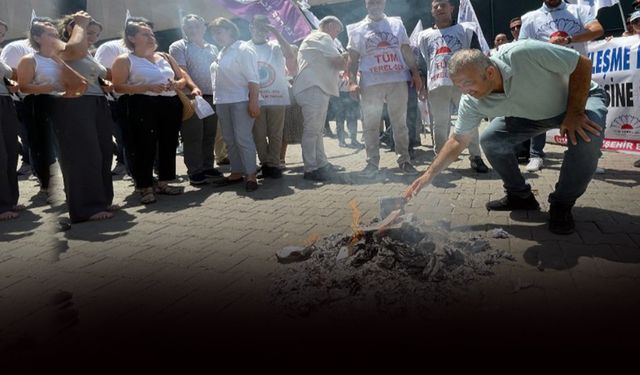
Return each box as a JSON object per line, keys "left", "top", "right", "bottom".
{"left": 418, "top": 22, "right": 477, "bottom": 91}
{"left": 245, "top": 40, "right": 290, "bottom": 106}
{"left": 347, "top": 15, "right": 411, "bottom": 89}
{"left": 520, "top": 2, "right": 595, "bottom": 56}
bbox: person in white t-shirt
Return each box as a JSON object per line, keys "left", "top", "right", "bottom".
{"left": 246, "top": 15, "right": 297, "bottom": 180}
{"left": 519, "top": 0, "right": 604, "bottom": 173}
{"left": 418, "top": 0, "right": 489, "bottom": 173}
{"left": 209, "top": 17, "right": 261, "bottom": 192}
{"left": 293, "top": 16, "right": 347, "bottom": 181}
{"left": 347, "top": 0, "right": 422, "bottom": 178}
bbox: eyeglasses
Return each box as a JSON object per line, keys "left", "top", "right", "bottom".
{"left": 510, "top": 25, "right": 521, "bottom": 31}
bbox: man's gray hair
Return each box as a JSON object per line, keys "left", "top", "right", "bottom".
{"left": 449, "top": 49, "right": 494, "bottom": 76}
{"left": 182, "top": 14, "right": 205, "bottom": 27}
{"left": 318, "top": 16, "right": 343, "bottom": 31}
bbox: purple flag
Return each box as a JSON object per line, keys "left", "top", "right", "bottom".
{"left": 216, "top": 0, "right": 312, "bottom": 43}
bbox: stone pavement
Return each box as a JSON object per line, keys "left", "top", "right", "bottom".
{"left": 1, "top": 122, "right": 640, "bottom": 364}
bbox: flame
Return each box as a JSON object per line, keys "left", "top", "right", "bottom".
{"left": 349, "top": 199, "right": 364, "bottom": 245}
{"left": 304, "top": 233, "right": 320, "bottom": 247}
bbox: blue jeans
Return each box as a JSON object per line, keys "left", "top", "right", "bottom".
{"left": 480, "top": 88, "right": 608, "bottom": 206}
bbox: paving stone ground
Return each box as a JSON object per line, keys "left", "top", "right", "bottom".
{"left": 2, "top": 122, "right": 640, "bottom": 364}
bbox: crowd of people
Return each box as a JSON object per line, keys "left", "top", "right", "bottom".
{"left": 0, "top": 0, "right": 638, "bottom": 231}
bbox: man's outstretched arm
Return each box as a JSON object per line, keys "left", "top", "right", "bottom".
{"left": 403, "top": 133, "right": 473, "bottom": 199}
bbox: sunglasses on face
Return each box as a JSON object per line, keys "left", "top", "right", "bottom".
{"left": 510, "top": 25, "right": 521, "bottom": 31}
{"left": 632, "top": 19, "right": 640, "bottom": 26}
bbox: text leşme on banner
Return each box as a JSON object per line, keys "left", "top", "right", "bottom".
{"left": 546, "top": 36, "right": 640, "bottom": 154}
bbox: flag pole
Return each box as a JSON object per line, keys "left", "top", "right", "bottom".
{"left": 618, "top": 2, "right": 628, "bottom": 33}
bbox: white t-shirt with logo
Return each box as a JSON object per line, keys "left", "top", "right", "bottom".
{"left": 245, "top": 40, "right": 290, "bottom": 106}
{"left": 418, "top": 22, "right": 477, "bottom": 91}
{"left": 347, "top": 15, "right": 411, "bottom": 89}
{"left": 520, "top": 2, "right": 595, "bottom": 56}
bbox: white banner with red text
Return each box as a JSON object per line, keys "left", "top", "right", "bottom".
{"left": 546, "top": 36, "right": 640, "bottom": 154}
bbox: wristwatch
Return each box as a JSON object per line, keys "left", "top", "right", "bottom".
{"left": 566, "top": 36, "right": 573, "bottom": 44}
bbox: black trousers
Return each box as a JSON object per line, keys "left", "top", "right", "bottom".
{"left": 20, "top": 95, "right": 56, "bottom": 189}
{"left": 0, "top": 96, "right": 19, "bottom": 213}
{"left": 127, "top": 95, "right": 182, "bottom": 189}
{"left": 45, "top": 95, "right": 114, "bottom": 222}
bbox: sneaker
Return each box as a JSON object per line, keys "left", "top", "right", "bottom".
{"left": 525, "top": 157, "right": 544, "bottom": 172}
{"left": 303, "top": 169, "right": 328, "bottom": 181}
{"left": 111, "top": 162, "right": 126, "bottom": 176}
{"left": 594, "top": 167, "right": 605, "bottom": 174}
{"left": 17, "top": 162, "right": 32, "bottom": 176}
{"left": 634, "top": 159, "right": 640, "bottom": 168}
{"left": 203, "top": 168, "right": 223, "bottom": 178}
{"left": 486, "top": 193, "right": 540, "bottom": 211}
{"left": 548, "top": 204, "right": 575, "bottom": 235}
{"left": 338, "top": 140, "right": 348, "bottom": 148}
{"left": 359, "top": 164, "right": 379, "bottom": 179}
{"left": 470, "top": 156, "right": 489, "bottom": 173}
{"left": 189, "top": 173, "right": 208, "bottom": 185}
{"left": 399, "top": 162, "right": 420, "bottom": 175}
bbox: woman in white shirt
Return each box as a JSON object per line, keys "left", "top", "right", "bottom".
{"left": 112, "top": 21, "right": 186, "bottom": 204}
{"left": 209, "top": 18, "right": 261, "bottom": 192}
{"left": 16, "top": 18, "right": 65, "bottom": 198}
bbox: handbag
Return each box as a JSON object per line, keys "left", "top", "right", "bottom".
{"left": 176, "top": 89, "right": 195, "bottom": 121}
{"left": 159, "top": 52, "right": 195, "bottom": 121}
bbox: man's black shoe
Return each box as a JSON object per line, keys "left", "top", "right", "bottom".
{"left": 486, "top": 193, "right": 540, "bottom": 211}
{"left": 264, "top": 165, "right": 283, "bottom": 179}
{"left": 303, "top": 169, "right": 328, "bottom": 181}
{"left": 549, "top": 204, "right": 575, "bottom": 235}
{"left": 203, "top": 168, "right": 223, "bottom": 178}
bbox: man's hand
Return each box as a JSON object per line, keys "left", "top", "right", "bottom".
{"left": 248, "top": 100, "right": 260, "bottom": 119}
{"left": 348, "top": 82, "right": 360, "bottom": 101}
{"left": 190, "top": 87, "right": 202, "bottom": 96}
{"left": 418, "top": 87, "right": 428, "bottom": 102}
{"left": 410, "top": 72, "right": 423, "bottom": 94}
{"left": 403, "top": 174, "right": 429, "bottom": 201}
{"left": 560, "top": 111, "right": 602, "bottom": 146}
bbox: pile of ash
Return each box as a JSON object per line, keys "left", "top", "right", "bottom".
{"left": 271, "top": 214, "right": 515, "bottom": 317}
